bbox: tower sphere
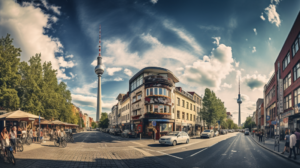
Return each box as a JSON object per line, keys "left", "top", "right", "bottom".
{"left": 95, "top": 64, "right": 104, "bottom": 75}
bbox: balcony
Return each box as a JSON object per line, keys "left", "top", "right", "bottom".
{"left": 145, "top": 96, "right": 171, "bottom": 105}
{"left": 144, "top": 75, "right": 173, "bottom": 87}
{"left": 144, "top": 112, "right": 171, "bottom": 119}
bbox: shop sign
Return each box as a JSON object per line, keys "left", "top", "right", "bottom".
{"left": 266, "top": 115, "right": 270, "bottom": 121}
{"left": 281, "top": 110, "right": 294, "bottom": 119}
{"left": 278, "top": 79, "right": 284, "bottom": 114}
{"left": 152, "top": 121, "right": 156, "bottom": 126}
{"left": 134, "top": 121, "right": 140, "bottom": 124}
{"left": 149, "top": 119, "right": 174, "bottom": 122}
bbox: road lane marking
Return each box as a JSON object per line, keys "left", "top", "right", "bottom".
{"left": 157, "top": 151, "right": 183, "bottom": 160}
{"left": 222, "top": 133, "right": 240, "bottom": 155}
{"left": 190, "top": 148, "right": 207, "bottom": 157}
{"left": 129, "top": 146, "right": 154, "bottom": 157}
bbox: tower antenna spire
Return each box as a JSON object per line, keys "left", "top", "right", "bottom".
{"left": 99, "top": 25, "right": 101, "bottom": 57}
{"left": 239, "top": 77, "right": 240, "bottom": 94}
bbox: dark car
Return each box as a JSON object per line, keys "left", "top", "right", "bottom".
{"left": 113, "top": 128, "right": 122, "bottom": 135}
{"left": 109, "top": 128, "right": 115, "bottom": 134}
{"left": 121, "top": 129, "right": 139, "bottom": 138}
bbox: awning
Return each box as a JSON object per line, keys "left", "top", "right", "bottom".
{"left": 0, "top": 110, "right": 43, "bottom": 120}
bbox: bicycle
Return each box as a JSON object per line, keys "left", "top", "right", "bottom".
{"left": 54, "top": 137, "right": 67, "bottom": 148}
{"left": 67, "top": 134, "right": 74, "bottom": 143}
{"left": 5, "top": 146, "right": 16, "bottom": 165}
{"left": 16, "top": 138, "right": 23, "bottom": 152}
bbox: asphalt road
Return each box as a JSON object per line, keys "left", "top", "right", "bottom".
{"left": 136, "top": 132, "right": 300, "bottom": 168}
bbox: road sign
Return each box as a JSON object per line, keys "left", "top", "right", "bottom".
{"left": 266, "top": 115, "right": 270, "bottom": 121}
{"left": 152, "top": 121, "right": 156, "bottom": 126}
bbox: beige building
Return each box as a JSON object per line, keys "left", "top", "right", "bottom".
{"left": 117, "top": 92, "right": 131, "bottom": 130}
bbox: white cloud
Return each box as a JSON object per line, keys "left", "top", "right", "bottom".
{"left": 114, "top": 77, "right": 123, "bottom": 81}
{"left": 150, "top": 0, "right": 158, "bottom": 4}
{"left": 0, "top": 0, "right": 74, "bottom": 80}
{"left": 264, "top": 4, "right": 281, "bottom": 27}
{"left": 260, "top": 13, "right": 266, "bottom": 21}
{"left": 41, "top": 0, "right": 61, "bottom": 15}
{"left": 212, "top": 37, "right": 221, "bottom": 46}
{"left": 66, "top": 54, "right": 74, "bottom": 58}
{"left": 163, "top": 21, "right": 202, "bottom": 54}
{"left": 124, "top": 68, "right": 132, "bottom": 77}
{"left": 221, "top": 83, "right": 232, "bottom": 88}
{"left": 252, "top": 46, "right": 256, "bottom": 53}
{"left": 70, "top": 72, "right": 77, "bottom": 78}
{"left": 235, "top": 61, "right": 239, "bottom": 68}
{"left": 71, "top": 94, "right": 117, "bottom": 109}
{"left": 107, "top": 67, "right": 122, "bottom": 76}
{"left": 199, "top": 25, "right": 222, "bottom": 31}
{"left": 73, "top": 80, "right": 97, "bottom": 96}
{"left": 241, "top": 73, "right": 268, "bottom": 91}
{"left": 57, "top": 56, "right": 76, "bottom": 68}
{"left": 253, "top": 28, "right": 257, "bottom": 35}
{"left": 241, "top": 68, "right": 245, "bottom": 71}
{"left": 180, "top": 43, "right": 235, "bottom": 90}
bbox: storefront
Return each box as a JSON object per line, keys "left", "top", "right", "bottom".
{"left": 147, "top": 119, "right": 174, "bottom": 140}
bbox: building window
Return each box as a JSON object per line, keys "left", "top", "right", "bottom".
{"left": 282, "top": 52, "right": 290, "bottom": 71}
{"left": 131, "top": 75, "right": 143, "bottom": 91}
{"left": 294, "top": 88, "right": 300, "bottom": 106}
{"left": 146, "top": 88, "right": 170, "bottom": 97}
{"left": 292, "top": 33, "right": 300, "bottom": 57}
{"left": 284, "top": 73, "right": 291, "bottom": 90}
{"left": 159, "top": 88, "right": 162, "bottom": 95}
{"left": 154, "top": 105, "right": 158, "bottom": 112}
{"left": 187, "top": 102, "right": 189, "bottom": 109}
{"left": 186, "top": 113, "right": 189, "bottom": 120}
{"left": 177, "top": 98, "right": 180, "bottom": 106}
{"left": 133, "top": 96, "right": 136, "bottom": 102}
{"left": 177, "top": 111, "right": 180, "bottom": 119}
{"left": 154, "top": 88, "right": 158, "bottom": 95}
{"left": 159, "top": 105, "right": 164, "bottom": 113}
{"left": 294, "top": 62, "right": 300, "bottom": 81}
{"left": 190, "top": 114, "right": 192, "bottom": 121}
{"left": 284, "top": 94, "right": 292, "bottom": 110}
{"left": 182, "top": 112, "right": 185, "bottom": 119}
{"left": 182, "top": 100, "right": 185, "bottom": 107}
{"left": 193, "top": 115, "right": 195, "bottom": 121}
{"left": 194, "top": 105, "right": 195, "bottom": 111}
{"left": 146, "top": 89, "right": 149, "bottom": 96}
{"left": 137, "top": 93, "right": 142, "bottom": 100}
{"left": 190, "top": 104, "right": 192, "bottom": 110}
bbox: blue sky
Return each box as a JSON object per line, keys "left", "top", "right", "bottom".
{"left": 0, "top": 0, "right": 300, "bottom": 124}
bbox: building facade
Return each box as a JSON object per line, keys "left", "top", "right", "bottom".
{"left": 108, "top": 67, "right": 204, "bottom": 140}
{"left": 256, "top": 99, "right": 264, "bottom": 129}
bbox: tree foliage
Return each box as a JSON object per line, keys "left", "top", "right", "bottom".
{"left": 0, "top": 34, "right": 76, "bottom": 123}
{"left": 91, "top": 122, "right": 97, "bottom": 129}
{"left": 243, "top": 116, "right": 256, "bottom": 132}
{"left": 200, "top": 88, "right": 227, "bottom": 129}
{"left": 0, "top": 34, "right": 21, "bottom": 110}
{"left": 98, "top": 112, "right": 109, "bottom": 128}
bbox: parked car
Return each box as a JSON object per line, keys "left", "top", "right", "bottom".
{"left": 159, "top": 131, "right": 190, "bottom": 146}
{"left": 121, "top": 129, "right": 139, "bottom": 138}
{"left": 109, "top": 128, "right": 115, "bottom": 134}
{"left": 244, "top": 128, "right": 249, "bottom": 135}
{"left": 201, "top": 130, "right": 214, "bottom": 138}
{"left": 113, "top": 128, "right": 122, "bottom": 135}
{"left": 214, "top": 131, "right": 219, "bottom": 137}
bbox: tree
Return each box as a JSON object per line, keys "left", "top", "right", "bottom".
{"left": 201, "top": 88, "right": 227, "bottom": 129}
{"left": 91, "top": 122, "right": 97, "bottom": 129}
{"left": 98, "top": 112, "right": 109, "bottom": 128}
{"left": 226, "top": 119, "right": 234, "bottom": 129}
{"left": 243, "top": 116, "right": 256, "bottom": 132}
{"left": 0, "top": 34, "right": 21, "bottom": 110}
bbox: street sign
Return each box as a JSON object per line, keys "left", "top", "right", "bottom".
{"left": 152, "top": 121, "right": 156, "bottom": 126}
{"left": 266, "top": 115, "right": 270, "bottom": 121}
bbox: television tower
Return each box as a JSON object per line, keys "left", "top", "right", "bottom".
{"left": 95, "top": 25, "right": 104, "bottom": 122}
{"left": 237, "top": 78, "right": 242, "bottom": 126}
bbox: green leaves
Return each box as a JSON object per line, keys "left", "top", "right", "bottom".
{"left": 98, "top": 112, "right": 109, "bottom": 128}
{"left": 200, "top": 88, "right": 227, "bottom": 129}
{"left": 243, "top": 116, "right": 256, "bottom": 131}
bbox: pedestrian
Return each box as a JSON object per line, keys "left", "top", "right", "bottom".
{"left": 289, "top": 130, "right": 297, "bottom": 160}
{"left": 1, "top": 127, "right": 9, "bottom": 157}
{"left": 10, "top": 126, "right": 17, "bottom": 154}
{"left": 29, "top": 128, "right": 33, "bottom": 142}
{"left": 33, "top": 129, "right": 36, "bottom": 143}
{"left": 259, "top": 131, "right": 263, "bottom": 142}
{"left": 282, "top": 129, "right": 290, "bottom": 154}
{"left": 294, "top": 128, "right": 300, "bottom": 155}
{"left": 40, "top": 129, "right": 43, "bottom": 143}
{"left": 152, "top": 128, "right": 156, "bottom": 141}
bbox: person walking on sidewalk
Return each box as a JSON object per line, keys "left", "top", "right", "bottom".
{"left": 289, "top": 130, "right": 297, "bottom": 160}
{"left": 282, "top": 130, "right": 290, "bottom": 154}
{"left": 295, "top": 128, "right": 300, "bottom": 155}
{"left": 259, "top": 131, "right": 263, "bottom": 142}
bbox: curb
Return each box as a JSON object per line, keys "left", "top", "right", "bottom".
{"left": 250, "top": 134, "right": 300, "bottom": 165}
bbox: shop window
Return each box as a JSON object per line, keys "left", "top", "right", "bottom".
{"left": 282, "top": 52, "right": 290, "bottom": 71}
{"left": 177, "top": 111, "right": 180, "bottom": 119}
{"left": 160, "top": 123, "right": 172, "bottom": 132}
{"left": 190, "top": 114, "right": 192, "bottom": 121}
{"left": 283, "top": 73, "right": 291, "bottom": 90}
{"left": 182, "top": 112, "right": 185, "bottom": 119}
{"left": 187, "top": 113, "right": 189, "bottom": 120}
{"left": 177, "top": 98, "right": 180, "bottom": 106}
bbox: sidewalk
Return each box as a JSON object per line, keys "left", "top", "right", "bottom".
{"left": 250, "top": 134, "right": 300, "bottom": 164}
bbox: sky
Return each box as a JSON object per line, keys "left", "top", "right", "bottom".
{"left": 0, "top": 0, "right": 300, "bottom": 124}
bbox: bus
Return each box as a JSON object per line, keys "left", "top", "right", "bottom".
{"left": 244, "top": 128, "right": 249, "bottom": 135}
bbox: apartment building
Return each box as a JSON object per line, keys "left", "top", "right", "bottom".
{"left": 117, "top": 92, "right": 131, "bottom": 130}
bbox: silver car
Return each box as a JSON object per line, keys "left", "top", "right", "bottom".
{"left": 201, "top": 130, "right": 214, "bottom": 138}
{"left": 159, "top": 131, "right": 190, "bottom": 146}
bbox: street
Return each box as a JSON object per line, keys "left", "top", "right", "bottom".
{"left": 0, "top": 131, "right": 299, "bottom": 168}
